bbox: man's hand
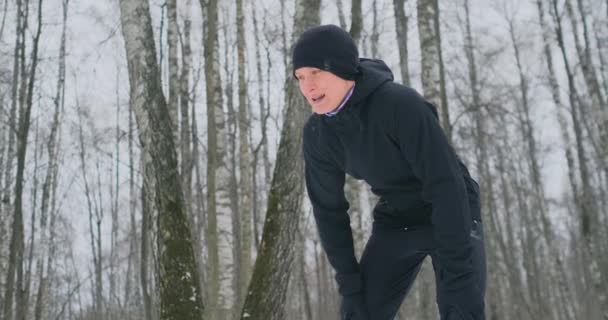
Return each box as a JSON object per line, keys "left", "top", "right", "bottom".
{"left": 341, "top": 292, "right": 370, "bottom": 320}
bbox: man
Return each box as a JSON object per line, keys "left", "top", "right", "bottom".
{"left": 295, "top": 25, "right": 486, "bottom": 320}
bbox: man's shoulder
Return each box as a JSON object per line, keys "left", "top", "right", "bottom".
{"left": 370, "top": 82, "right": 424, "bottom": 104}
{"left": 365, "top": 82, "right": 427, "bottom": 118}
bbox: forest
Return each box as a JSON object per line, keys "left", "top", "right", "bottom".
{"left": 0, "top": 0, "right": 606, "bottom": 319}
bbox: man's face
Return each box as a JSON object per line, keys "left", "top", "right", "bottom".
{"left": 295, "top": 67, "right": 354, "bottom": 114}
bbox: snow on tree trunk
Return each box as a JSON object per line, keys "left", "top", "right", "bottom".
{"left": 118, "top": 0, "right": 204, "bottom": 319}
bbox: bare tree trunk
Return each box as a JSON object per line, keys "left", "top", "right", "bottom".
{"left": 77, "top": 108, "right": 103, "bottom": 320}
{"left": 506, "top": 10, "right": 569, "bottom": 317}
{"left": 33, "top": 3, "right": 67, "bottom": 319}
{"left": 1, "top": 0, "right": 26, "bottom": 307}
{"left": 460, "top": 1, "right": 505, "bottom": 317}
{"left": 124, "top": 98, "right": 142, "bottom": 318}
{"left": 336, "top": 0, "right": 347, "bottom": 30}
{"left": 109, "top": 58, "right": 121, "bottom": 320}
{"left": 180, "top": 0, "right": 194, "bottom": 241}
{"left": 119, "top": 0, "right": 205, "bottom": 318}
{"left": 191, "top": 99, "right": 207, "bottom": 298}
{"left": 0, "top": 0, "right": 23, "bottom": 234}
{"left": 549, "top": 1, "right": 601, "bottom": 317}
{"left": 417, "top": 0, "right": 451, "bottom": 142}
{"left": 536, "top": 0, "right": 582, "bottom": 233}
{"left": 0, "top": 0, "right": 7, "bottom": 42}
{"left": 565, "top": 0, "right": 608, "bottom": 190}
{"left": 494, "top": 141, "right": 530, "bottom": 319}
{"left": 140, "top": 156, "right": 154, "bottom": 320}
{"left": 344, "top": 0, "right": 365, "bottom": 262}
{"left": 201, "top": 0, "right": 228, "bottom": 318}
{"left": 393, "top": 0, "right": 410, "bottom": 86}
{"left": 251, "top": 1, "right": 270, "bottom": 253}
{"left": 0, "top": 0, "right": 10, "bottom": 280}
{"left": 20, "top": 113, "right": 41, "bottom": 320}
{"left": 3, "top": 0, "right": 42, "bottom": 319}
{"left": 223, "top": 18, "right": 240, "bottom": 318}
{"left": 240, "top": 0, "right": 320, "bottom": 318}
{"left": 371, "top": 0, "right": 379, "bottom": 58}
{"left": 297, "top": 230, "right": 312, "bottom": 320}
{"left": 236, "top": 0, "right": 253, "bottom": 313}
{"left": 167, "top": 0, "right": 179, "bottom": 141}
{"left": 350, "top": 0, "right": 362, "bottom": 44}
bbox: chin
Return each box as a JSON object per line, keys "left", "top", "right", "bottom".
{"left": 312, "top": 105, "right": 332, "bottom": 115}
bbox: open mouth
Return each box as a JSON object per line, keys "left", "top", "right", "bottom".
{"left": 311, "top": 94, "right": 326, "bottom": 103}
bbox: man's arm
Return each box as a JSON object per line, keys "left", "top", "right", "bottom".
{"left": 392, "top": 87, "right": 483, "bottom": 316}
{"left": 302, "top": 120, "right": 361, "bottom": 296}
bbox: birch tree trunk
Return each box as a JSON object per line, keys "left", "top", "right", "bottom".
{"left": 180, "top": 0, "right": 194, "bottom": 242}
{"left": 393, "top": 0, "right": 410, "bottom": 86}
{"left": 417, "top": 0, "right": 451, "bottom": 141}
{"left": 119, "top": 1, "right": 205, "bottom": 319}
{"left": 201, "top": 0, "right": 230, "bottom": 318}
{"left": 240, "top": 0, "right": 320, "bottom": 318}
{"left": 167, "top": 0, "right": 179, "bottom": 145}
{"left": 223, "top": 19, "right": 240, "bottom": 318}
{"left": 251, "top": 1, "right": 270, "bottom": 253}
{"left": 140, "top": 153, "right": 154, "bottom": 320}
{"left": 236, "top": 0, "right": 253, "bottom": 312}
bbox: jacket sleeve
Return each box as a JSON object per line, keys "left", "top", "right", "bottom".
{"left": 393, "top": 88, "right": 483, "bottom": 315}
{"left": 303, "top": 120, "right": 361, "bottom": 296}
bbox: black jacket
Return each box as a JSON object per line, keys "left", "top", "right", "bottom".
{"left": 303, "top": 59, "right": 481, "bottom": 298}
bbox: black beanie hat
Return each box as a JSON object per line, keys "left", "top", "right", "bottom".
{"left": 292, "top": 24, "right": 360, "bottom": 80}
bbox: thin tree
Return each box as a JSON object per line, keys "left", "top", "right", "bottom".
{"left": 3, "top": 0, "right": 43, "bottom": 318}
{"left": 236, "top": 0, "right": 253, "bottom": 312}
{"left": 168, "top": 0, "right": 179, "bottom": 144}
{"left": 417, "top": 0, "right": 451, "bottom": 141}
{"left": 393, "top": 0, "right": 410, "bottom": 85}
{"left": 350, "top": 0, "right": 362, "bottom": 43}
{"left": 200, "top": 0, "right": 229, "bottom": 318}
{"left": 459, "top": 0, "right": 504, "bottom": 317}
{"left": 33, "top": 2, "right": 67, "bottom": 319}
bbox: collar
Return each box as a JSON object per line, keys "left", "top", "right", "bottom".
{"left": 325, "top": 84, "right": 355, "bottom": 117}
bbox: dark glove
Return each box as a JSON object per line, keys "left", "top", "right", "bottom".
{"left": 340, "top": 292, "right": 370, "bottom": 320}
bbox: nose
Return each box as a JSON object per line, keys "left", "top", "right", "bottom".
{"left": 300, "top": 78, "right": 316, "bottom": 95}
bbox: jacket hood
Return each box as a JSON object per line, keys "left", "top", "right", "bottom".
{"left": 319, "top": 59, "right": 394, "bottom": 133}
{"left": 349, "top": 58, "right": 394, "bottom": 106}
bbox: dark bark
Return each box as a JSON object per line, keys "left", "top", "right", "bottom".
{"left": 119, "top": 0, "right": 205, "bottom": 318}
{"left": 393, "top": 0, "right": 410, "bottom": 85}
{"left": 3, "top": 1, "right": 42, "bottom": 319}
{"left": 240, "top": 0, "right": 320, "bottom": 318}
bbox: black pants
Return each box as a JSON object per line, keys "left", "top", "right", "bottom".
{"left": 358, "top": 220, "right": 486, "bottom": 320}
